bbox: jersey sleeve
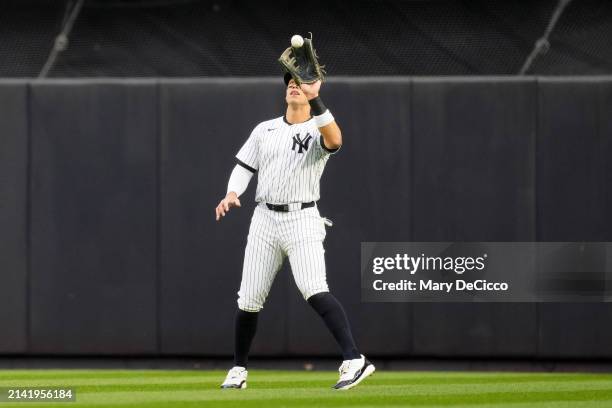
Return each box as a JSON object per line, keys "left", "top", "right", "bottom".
{"left": 235, "top": 124, "right": 261, "bottom": 172}
{"left": 316, "top": 134, "right": 341, "bottom": 156}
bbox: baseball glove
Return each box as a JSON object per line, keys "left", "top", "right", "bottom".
{"left": 278, "top": 35, "right": 326, "bottom": 86}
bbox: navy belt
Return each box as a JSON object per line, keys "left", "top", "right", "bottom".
{"left": 266, "top": 201, "right": 315, "bottom": 212}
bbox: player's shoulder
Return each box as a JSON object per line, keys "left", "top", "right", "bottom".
{"left": 254, "top": 116, "right": 284, "bottom": 132}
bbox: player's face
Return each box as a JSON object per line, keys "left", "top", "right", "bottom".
{"left": 285, "top": 79, "right": 308, "bottom": 105}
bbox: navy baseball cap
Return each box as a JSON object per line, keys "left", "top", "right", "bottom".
{"left": 283, "top": 72, "right": 293, "bottom": 86}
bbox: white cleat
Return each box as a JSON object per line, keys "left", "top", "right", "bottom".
{"left": 220, "top": 366, "right": 248, "bottom": 389}
{"left": 333, "top": 354, "right": 375, "bottom": 390}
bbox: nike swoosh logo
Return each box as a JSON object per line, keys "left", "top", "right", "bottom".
{"left": 267, "top": 128, "right": 277, "bottom": 131}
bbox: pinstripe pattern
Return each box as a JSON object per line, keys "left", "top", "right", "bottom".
{"left": 237, "top": 204, "right": 328, "bottom": 312}
{"left": 236, "top": 116, "right": 337, "bottom": 205}
{"left": 235, "top": 115, "right": 336, "bottom": 312}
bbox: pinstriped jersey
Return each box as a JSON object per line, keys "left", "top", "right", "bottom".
{"left": 236, "top": 116, "right": 339, "bottom": 204}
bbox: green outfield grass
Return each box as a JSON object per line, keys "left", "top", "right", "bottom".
{"left": 0, "top": 369, "right": 611, "bottom": 407}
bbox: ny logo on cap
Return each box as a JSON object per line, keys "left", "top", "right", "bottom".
{"left": 292, "top": 133, "right": 313, "bottom": 154}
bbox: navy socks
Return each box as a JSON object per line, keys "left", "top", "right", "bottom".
{"left": 234, "top": 309, "right": 259, "bottom": 368}
{"left": 307, "top": 292, "right": 360, "bottom": 360}
{"left": 234, "top": 292, "right": 360, "bottom": 367}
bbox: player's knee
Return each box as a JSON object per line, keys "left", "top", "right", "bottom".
{"left": 305, "top": 289, "right": 331, "bottom": 303}
{"left": 299, "top": 283, "right": 329, "bottom": 302}
{"left": 237, "top": 296, "right": 264, "bottom": 313}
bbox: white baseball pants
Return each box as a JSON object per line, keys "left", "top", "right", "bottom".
{"left": 237, "top": 203, "right": 329, "bottom": 312}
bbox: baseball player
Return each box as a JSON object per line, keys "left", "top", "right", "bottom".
{"left": 215, "top": 73, "right": 375, "bottom": 390}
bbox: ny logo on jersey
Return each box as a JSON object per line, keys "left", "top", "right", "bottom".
{"left": 292, "top": 133, "right": 313, "bottom": 154}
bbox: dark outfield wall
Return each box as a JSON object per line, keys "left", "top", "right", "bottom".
{"left": 0, "top": 77, "right": 611, "bottom": 358}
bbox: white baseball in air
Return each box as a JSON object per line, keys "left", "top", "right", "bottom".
{"left": 291, "top": 34, "right": 304, "bottom": 48}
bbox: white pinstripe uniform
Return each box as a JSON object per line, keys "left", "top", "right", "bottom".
{"left": 235, "top": 115, "right": 339, "bottom": 312}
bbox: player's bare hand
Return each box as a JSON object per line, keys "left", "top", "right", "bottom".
{"left": 300, "top": 80, "right": 321, "bottom": 100}
{"left": 215, "top": 192, "right": 241, "bottom": 221}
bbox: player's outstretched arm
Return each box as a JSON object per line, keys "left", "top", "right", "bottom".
{"left": 300, "top": 80, "right": 342, "bottom": 150}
